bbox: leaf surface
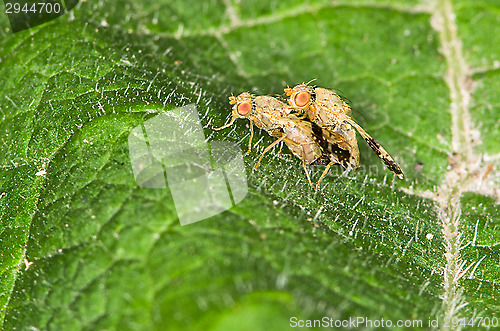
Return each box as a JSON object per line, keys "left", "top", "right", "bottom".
{"left": 1, "top": 0, "right": 499, "bottom": 329}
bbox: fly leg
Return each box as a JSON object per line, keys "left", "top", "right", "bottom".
{"left": 254, "top": 132, "right": 287, "bottom": 170}
{"left": 316, "top": 160, "right": 334, "bottom": 190}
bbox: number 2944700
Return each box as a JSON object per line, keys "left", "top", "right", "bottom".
{"left": 5, "top": 2, "right": 63, "bottom": 14}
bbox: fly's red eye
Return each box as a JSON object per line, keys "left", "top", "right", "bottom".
{"left": 237, "top": 102, "right": 251, "bottom": 116}
{"left": 295, "top": 91, "right": 311, "bottom": 108}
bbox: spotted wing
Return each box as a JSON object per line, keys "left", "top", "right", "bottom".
{"left": 345, "top": 116, "right": 404, "bottom": 179}
{"left": 310, "top": 122, "right": 359, "bottom": 169}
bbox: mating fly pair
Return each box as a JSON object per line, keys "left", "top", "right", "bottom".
{"left": 215, "top": 82, "right": 404, "bottom": 189}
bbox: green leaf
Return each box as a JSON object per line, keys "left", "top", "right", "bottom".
{"left": 1, "top": 0, "right": 498, "bottom": 330}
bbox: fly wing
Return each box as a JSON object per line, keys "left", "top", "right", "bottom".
{"left": 345, "top": 116, "right": 404, "bottom": 179}
{"left": 279, "top": 116, "right": 323, "bottom": 165}
{"left": 311, "top": 122, "right": 359, "bottom": 169}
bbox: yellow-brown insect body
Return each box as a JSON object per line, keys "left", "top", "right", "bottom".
{"left": 241, "top": 95, "right": 326, "bottom": 168}
{"left": 286, "top": 83, "right": 404, "bottom": 179}
{"left": 285, "top": 83, "right": 350, "bottom": 126}
{"left": 286, "top": 84, "right": 360, "bottom": 169}
{"left": 276, "top": 115, "right": 323, "bottom": 165}
{"left": 228, "top": 92, "right": 264, "bottom": 128}
{"left": 312, "top": 87, "right": 351, "bottom": 125}
{"left": 216, "top": 92, "right": 328, "bottom": 188}
{"left": 252, "top": 95, "right": 294, "bottom": 131}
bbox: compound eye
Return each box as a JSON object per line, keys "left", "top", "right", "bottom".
{"left": 294, "top": 91, "right": 311, "bottom": 108}
{"left": 237, "top": 102, "right": 251, "bottom": 116}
